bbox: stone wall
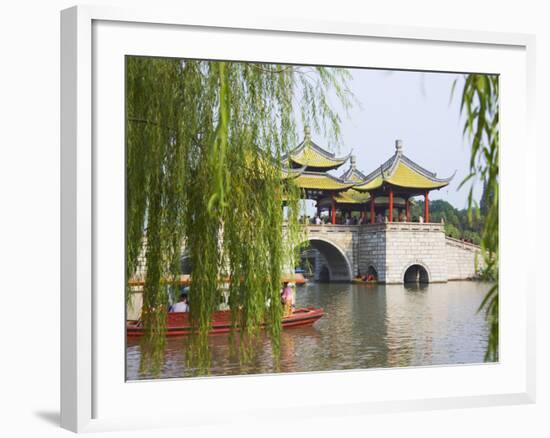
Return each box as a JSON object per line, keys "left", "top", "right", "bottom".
{"left": 358, "top": 223, "right": 449, "bottom": 283}
{"left": 358, "top": 223, "right": 387, "bottom": 282}
{"left": 445, "top": 237, "right": 481, "bottom": 280}
{"left": 382, "top": 222, "right": 448, "bottom": 283}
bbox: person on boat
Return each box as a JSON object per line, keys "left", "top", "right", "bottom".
{"left": 170, "top": 293, "right": 189, "bottom": 312}
{"left": 281, "top": 282, "right": 293, "bottom": 317}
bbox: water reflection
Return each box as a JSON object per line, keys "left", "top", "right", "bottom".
{"left": 127, "top": 281, "right": 492, "bottom": 380}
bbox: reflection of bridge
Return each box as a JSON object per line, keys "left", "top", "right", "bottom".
{"left": 300, "top": 223, "right": 481, "bottom": 284}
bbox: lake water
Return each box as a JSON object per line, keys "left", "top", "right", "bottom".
{"left": 126, "top": 281, "right": 493, "bottom": 380}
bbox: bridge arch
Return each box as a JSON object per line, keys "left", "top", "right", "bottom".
{"left": 301, "top": 237, "right": 353, "bottom": 283}
{"left": 365, "top": 263, "right": 379, "bottom": 282}
{"left": 402, "top": 261, "right": 431, "bottom": 284}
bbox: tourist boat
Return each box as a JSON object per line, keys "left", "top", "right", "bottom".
{"left": 127, "top": 307, "right": 324, "bottom": 337}
{"left": 352, "top": 275, "right": 377, "bottom": 285}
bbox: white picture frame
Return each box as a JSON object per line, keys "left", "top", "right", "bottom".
{"left": 60, "top": 5, "right": 536, "bottom": 433}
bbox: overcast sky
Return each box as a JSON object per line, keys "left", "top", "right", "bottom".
{"left": 307, "top": 68, "right": 481, "bottom": 210}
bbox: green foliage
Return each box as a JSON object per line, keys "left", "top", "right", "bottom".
{"left": 455, "top": 74, "right": 499, "bottom": 361}
{"left": 126, "top": 57, "right": 351, "bottom": 374}
{"left": 410, "top": 199, "right": 482, "bottom": 244}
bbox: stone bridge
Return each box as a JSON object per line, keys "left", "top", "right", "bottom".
{"left": 137, "top": 223, "right": 481, "bottom": 285}
{"left": 301, "top": 223, "right": 481, "bottom": 284}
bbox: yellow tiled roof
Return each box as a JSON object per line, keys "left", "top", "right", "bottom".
{"left": 295, "top": 173, "right": 355, "bottom": 191}
{"left": 354, "top": 156, "right": 451, "bottom": 192}
{"left": 290, "top": 141, "right": 348, "bottom": 170}
{"left": 354, "top": 175, "right": 383, "bottom": 191}
{"left": 348, "top": 173, "right": 364, "bottom": 183}
{"left": 386, "top": 161, "right": 449, "bottom": 189}
{"left": 335, "top": 189, "right": 371, "bottom": 204}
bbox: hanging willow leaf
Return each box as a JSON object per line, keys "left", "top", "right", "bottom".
{"left": 126, "top": 57, "right": 352, "bottom": 375}
{"left": 457, "top": 73, "right": 499, "bottom": 362}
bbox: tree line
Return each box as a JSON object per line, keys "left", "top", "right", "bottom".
{"left": 410, "top": 198, "right": 485, "bottom": 244}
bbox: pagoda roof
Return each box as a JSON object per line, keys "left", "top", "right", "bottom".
{"left": 339, "top": 155, "right": 368, "bottom": 183}
{"left": 294, "top": 171, "right": 356, "bottom": 192}
{"left": 333, "top": 189, "right": 371, "bottom": 205}
{"left": 281, "top": 165, "right": 306, "bottom": 179}
{"left": 354, "top": 140, "right": 454, "bottom": 193}
{"left": 284, "top": 131, "right": 351, "bottom": 171}
{"left": 334, "top": 189, "right": 370, "bottom": 204}
{"left": 317, "top": 189, "right": 369, "bottom": 211}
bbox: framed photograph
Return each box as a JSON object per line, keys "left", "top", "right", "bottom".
{"left": 61, "top": 5, "right": 536, "bottom": 432}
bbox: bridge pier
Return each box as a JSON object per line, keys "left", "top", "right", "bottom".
{"left": 305, "top": 223, "right": 480, "bottom": 284}
{"left": 358, "top": 222, "right": 448, "bottom": 284}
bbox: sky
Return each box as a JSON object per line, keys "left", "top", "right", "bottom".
{"left": 305, "top": 68, "right": 481, "bottom": 210}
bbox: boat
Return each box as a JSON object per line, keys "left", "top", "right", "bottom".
{"left": 127, "top": 307, "right": 324, "bottom": 337}
{"left": 352, "top": 275, "right": 377, "bottom": 285}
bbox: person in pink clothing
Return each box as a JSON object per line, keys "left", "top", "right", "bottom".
{"left": 281, "top": 282, "right": 293, "bottom": 316}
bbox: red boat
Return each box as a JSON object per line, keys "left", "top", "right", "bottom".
{"left": 127, "top": 307, "right": 324, "bottom": 337}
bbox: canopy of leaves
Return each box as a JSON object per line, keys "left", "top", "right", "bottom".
{"left": 126, "top": 57, "right": 351, "bottom": 374}
{"left": 455, "top": 73, "right": 499, "bottom": 361}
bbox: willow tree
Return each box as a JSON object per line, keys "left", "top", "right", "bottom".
{"left": 126, "top": 57, "right": 351, "bottom": 374}
{"left": 456, "top": 74, "right": 499, "bottom": 361}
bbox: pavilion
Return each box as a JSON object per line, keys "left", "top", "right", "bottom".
{"left": 316, "top": 155, "right": 371, "bottom": 223}
{"left": 285, "top": 131, "right": 454, "bottom": 224}
{"left": 353, "top": 140, "right": 454, "bottom": 223}
{"left": 283, "top": 128, "right": 356, "bottom": 224}
{"left": 284, "top": 127, "right": 351, "bottom": 172}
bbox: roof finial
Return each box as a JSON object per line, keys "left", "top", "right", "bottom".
{"left": 304, "top": 126, "right": 311, "bottom": 141}
{"left": 395, "top": 139, "right": 403, "bottom": 153}
{"left": 350, "top": 155, "right": 356, "bottom": 170}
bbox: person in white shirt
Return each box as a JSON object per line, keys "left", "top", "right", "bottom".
{"left": 170, "top": 293, "right": 189, "bottom": 312}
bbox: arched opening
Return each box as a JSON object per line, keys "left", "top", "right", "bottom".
{"left": 319, "top": 265, "right": 330, "bottom": 282}
{"left": 299, "top": 238, "right": 352, "bottom": 283}
{"left": 403, "top": 264, "right": 429, "bottom": 284}
{"left": 299, "top": 248, "right": 317, "bottom": 279}
{"left": 366, "top": 265, "right": 378, "bottom": 282}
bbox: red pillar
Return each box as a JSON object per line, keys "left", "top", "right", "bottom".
{"left": 424, "top": 191, "right": 429, "bottom": 223}
{"left": 389, "top": 190, "right": 394, "bottom": 222}
{"left": 331, "top": 196, "right": 336, "bottom": 225}
{"left": 406, "top": 199, "right": 410, "bottom": 222}
{"left": 370, "top": 196, "right": 375, "bottom": 224}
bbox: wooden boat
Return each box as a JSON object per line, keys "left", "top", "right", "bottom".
{"left": 352, "top": 276, "right": 377, "bottom": 285}
{"left": 127, "top": 307, "right": 324, "bottom": 337}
